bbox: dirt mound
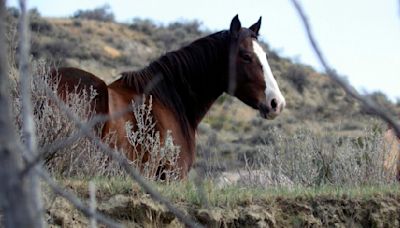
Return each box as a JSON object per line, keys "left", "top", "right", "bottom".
{"left": 46, "top": 193, "right": 400, "bottom": 227}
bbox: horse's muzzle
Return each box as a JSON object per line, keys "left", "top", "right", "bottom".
{"left": 258, "top": 98, "right": 284, "bottom": 120}
{"left": 259, "top": 103, "right": 275, "bottom": 120}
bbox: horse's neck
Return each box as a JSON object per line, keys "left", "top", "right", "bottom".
{"left": 131, "top": 33, "right": 230, "bottom": 129}
{"left": 168, "top": 41, "right": 229, "bottom": 127}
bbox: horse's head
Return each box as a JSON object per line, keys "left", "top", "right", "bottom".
{"left": 228, "top": 15, "right": 285, "bottom": 120}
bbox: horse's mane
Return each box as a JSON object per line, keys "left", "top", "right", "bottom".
{"left": 120, "top": 31, "right": 231, "bottom": 138}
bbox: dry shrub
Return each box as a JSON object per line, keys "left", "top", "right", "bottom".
{"left": 11, "top": 59, "right": 123, "bottom": 178}
{"left": 196, "top": 129, "right": 226, "bottom": 178}
{"left": 285, "top": 65, "right": 310, "bottom": 94}
{"left": 10, "top": 57, "right": 180, "bottom": 181}
{"left": 125, "top": 96, "right": 181, "bottom": 182}
{"left": 239, "top": 127, "right": 396, "bottom": 187}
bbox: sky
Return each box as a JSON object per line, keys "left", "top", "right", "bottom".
{"left": 6, "top": 0, "right": 400, "bottom": 101}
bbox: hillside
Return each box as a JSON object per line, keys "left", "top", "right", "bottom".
{"left": 4, "top": 7, "right": 400, "bottom": 227}
{"left": 5, "top": 9, "right": 399, "bottom": 175}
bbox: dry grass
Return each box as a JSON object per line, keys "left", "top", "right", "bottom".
{"left": 212, "top": 125, "right": 396, "bottom": 188}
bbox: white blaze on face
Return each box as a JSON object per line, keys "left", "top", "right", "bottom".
{"left": 252, "top": 40, "right": 286, "bottom": 108}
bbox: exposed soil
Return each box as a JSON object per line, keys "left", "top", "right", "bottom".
{"left": 46, "top": 192, "right": 400, "bottom": 227}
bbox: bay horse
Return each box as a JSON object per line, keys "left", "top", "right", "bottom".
{"left": 104, "top": 15, "right": 285, "bottom": 178}
{"left": 54, "top": 15, "right": 286, "bottom": 178}
{"left": 50, "top": 67, "right": 109, "bottom": 116}
{"left": 49, "top": 67, "right": 109, "bottom": 134}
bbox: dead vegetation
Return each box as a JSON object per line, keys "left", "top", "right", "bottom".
{"left": 125, "top": 96, "right": 181, "bottom": 182}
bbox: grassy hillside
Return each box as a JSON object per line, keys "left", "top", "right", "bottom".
{"left": 5, "top": 7, "right": 400, "bottom": 227}
{"left": 6, "top": 6, "right": 400, "bottom": 168}
{"left": 6, "top": 7, "right": 400, "bottom": 175}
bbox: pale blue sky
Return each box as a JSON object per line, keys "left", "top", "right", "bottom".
{"left": 7, "top": 0, "right": 400, "bottom": 101}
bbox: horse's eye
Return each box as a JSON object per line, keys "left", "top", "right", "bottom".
{"left": 241, "top": 53, "right": 252, "bottom": 63}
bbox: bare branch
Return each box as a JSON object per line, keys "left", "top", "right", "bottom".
{"left": 18, "top": 0, "right": 44, "bottom": 226}
{"left": 37, "top": 168, "right": 122, "bottom": 228}
{"left": 290, "top": 0, "right": 400, "bottom": 138}
{"left": 89, "top": 181, "right": 97, "bottom": 228}
{"left": 0, "top": 1, "right": 43, "bottom": 227}
{"left": 19, "top": 0, "right": 36, "bottom": 156}
{"left": 42, "top": 80, "right": 202, "bottom": 228}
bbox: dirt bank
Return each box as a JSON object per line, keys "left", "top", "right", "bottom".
{"left": 46, "top": 192, "right": 400, "bottom": 227}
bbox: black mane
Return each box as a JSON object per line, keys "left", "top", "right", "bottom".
{"left": 120, "top": 31, "right": 232, "bottom": 138}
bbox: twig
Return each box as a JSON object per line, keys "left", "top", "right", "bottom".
{"left": 18, "top": 0, "right": 44, "bottom": 226}
{"left": 290, "top": 0, "right": 400, "bottom": 138}
{"left": 0, "top": 1, "right": 44, "bottom": 227}
{"left": 19, "top": 0, "right": 36, "bottom": 159}
{"left": 89, "top": 181, "right": 97, "bottom": 228}
{"left": 42, "top": 82, "right": 202, "bottom": 228}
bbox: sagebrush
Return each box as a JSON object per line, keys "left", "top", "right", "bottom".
{"left": 125, "top": 96, "right": 181, "bottom": 182}
{"left": 211, "top": 126, "right": 396, "bottom": 188}
{"left": 11, "top": 60, "right": 123, "bottom": 177}
{"left": 10, "top": 58, "right": 181, "bottom": 181}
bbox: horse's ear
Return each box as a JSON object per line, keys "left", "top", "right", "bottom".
{"left": 249, "top": 16, "right": 262, "bottom": 36}
{"left": 230, "top": 14, "right": 241, "bottom": 38}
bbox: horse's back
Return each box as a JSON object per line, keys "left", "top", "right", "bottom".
{"left": 50, "top": 67, "right": 109, "bottom": 115}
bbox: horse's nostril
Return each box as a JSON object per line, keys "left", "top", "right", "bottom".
{"left": 270, "top": 98, "right": 278, "bottom": 111}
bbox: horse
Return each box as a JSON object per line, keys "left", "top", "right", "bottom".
{"left": 49, "top": 67, "right": 109, "bottom": 133}
{"left": 54, "top": 15, "right": 286, "bottom": 179}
